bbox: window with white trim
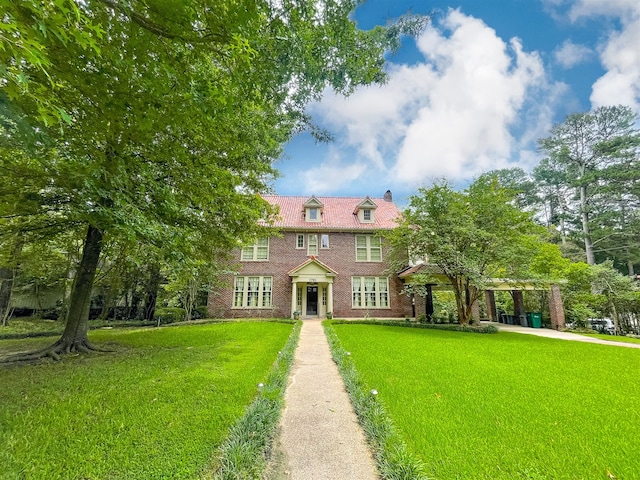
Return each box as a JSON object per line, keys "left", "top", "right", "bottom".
{"left": 241, "top": 238, "right": 269, "bottom": 261}
{"left": 307, "top": 207, "right": 320, "bottom": 221}
{"left": 308, "top": 234, "right": 318, "bottom": 255}
{"left": 351, "top": 276, "right": 389, "bottom": 308}
{"left": 355, "top": 235, "right": 382, "bottom": 261}
{"left": 233, "top": 276, "right": 272, "bottom": 308}
{"left": 321, "top": 234, "right": 329, "bottom": 249}
{"left": 296, "top": 234, "right": 305, "bottom": 249}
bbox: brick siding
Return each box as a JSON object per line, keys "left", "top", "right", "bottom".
{"left": 208, "top": 231, "right": 412, "bottom": 318}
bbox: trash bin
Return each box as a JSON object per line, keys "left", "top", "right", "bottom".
{"left": 519, "top": 314, "right": 528, "bottom": 327}
{"left": 529, "top": 312, "right": 542, "bottom": 328}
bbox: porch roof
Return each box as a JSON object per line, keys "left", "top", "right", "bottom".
{"left": 398, "top": 263, "right": 562, "bottom": 291}
{"left": 288, "top": 256, "right": 338, "bottom": 277}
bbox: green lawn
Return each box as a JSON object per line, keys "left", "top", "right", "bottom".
{"left": 0, "top": 317, "right": 158, "bottom": 339}
{"left": 332, "top": 324, "right": 640, "bottom": 480}
{"left": 0, "top": 317, "right": 65, "bottom": 337}
{"left": 579, "top": 332, "right": 640, "bottom": 344}
{"left": 0, "top": 321, "right": 293, "bottom": 480}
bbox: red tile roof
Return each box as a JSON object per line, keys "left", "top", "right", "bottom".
{"left": 263, "top": 195, "right": 401, "bottom": 230}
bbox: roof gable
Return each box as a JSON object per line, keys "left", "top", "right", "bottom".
{"left": 303, "top": 195, "right": 324, "bottom": 208}
{"left": 355, "top": 197, "right": 378, "bottom": 212}
{"left": 288, "top": 257, "right": 337, "bottom": 277}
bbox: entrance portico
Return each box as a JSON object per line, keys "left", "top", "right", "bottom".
{"left": 289, "top": 257, "right": 337, "bottom": 318}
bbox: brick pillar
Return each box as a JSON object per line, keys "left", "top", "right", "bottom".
{"left": 485, "top": 290, "right": 497, "bottom": 322}
{"left": 549, "top": 284, "right": 566, "bottom": 330}
{"left": 471, "top": 299, "right": 480, "bottom": 323}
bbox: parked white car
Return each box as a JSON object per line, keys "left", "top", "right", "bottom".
{"left": 589, "top": 318, "right": 615, "bottom": 334}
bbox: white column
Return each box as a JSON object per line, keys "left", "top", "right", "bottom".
{"left": 291, "top": 280, "right": 297, "bottom": 318}
{"left": 327, "top": 282, "right": 334, "bottom": 316}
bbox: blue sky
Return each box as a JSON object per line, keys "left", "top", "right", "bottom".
{"left": 273, "top": 0, "right": 640, "bottom": 205}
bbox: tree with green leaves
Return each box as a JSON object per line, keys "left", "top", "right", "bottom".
{"left": 538, "top": 105, "right": 640, "bottom": 266}
{"left": 1, "top": 0, "right": 103, "bottom": 125}
{"left": 590, "top": 261, "right": 636, "bottom": 335}
{"left": 387, "top": 176, "right": 546, "bottom": 325}
{"left": 1, "top": 1, "right": 427, "bottom": 360}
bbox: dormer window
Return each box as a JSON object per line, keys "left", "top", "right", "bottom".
{"left": 304, "top": 195, "right": 323, "bottom": 223}
{"left": 355, "top": 197, "right": 377, "bottom": 224}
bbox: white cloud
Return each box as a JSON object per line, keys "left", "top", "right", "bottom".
{"left": 307, "top": 9, "right": 550, "bottom": 189}
{"left": 590, "top": 16, "right": 640, "bottom": 110}
{"left": 554, "top": 40, "right": 592, "bottom": 68}
{"left": 565, "top": 0, "right": 639, "bottom": 19}
{"left": 558, "top": 0, "right": 640, "bottom": 111}
{"left": 302, "top": 146, "right": 367, "bottom": 193}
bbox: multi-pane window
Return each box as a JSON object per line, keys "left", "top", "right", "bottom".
{"left": 308, "top": 234, "right": 318, "bottom": 255}
{"left": 296, "top": 287, "right": 302, "bottom": 310}
{"left": 351, "top": 277, "right": 389, "bottom": 308}
{"left": 233, "top": 276, "right": 272, "bottom": 308}
{"left": 296, "top": 234, "right": 305, "bottom": 249}
{"left": 321, "top": 234, "right": 329, "bottom": 249}
{"left": 308, "top": 208, "right": 318, "bottom": 221}
{"left": 322, "top": 287, "right": 327, "bottom": 306}
{"left": 355, "top": 235, "right": 382, "bottom": 261}
{"left": 241, "top": 238, "right": 269, "bottom": 261}
{"left": 363, "top": 209, "right": 371, "bottom": 221}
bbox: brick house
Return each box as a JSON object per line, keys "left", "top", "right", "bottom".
{"left": 208, "top": 192, "right": 413, "bottom": 319}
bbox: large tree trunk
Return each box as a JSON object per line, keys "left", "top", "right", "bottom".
{"left": 610, "top": 299, "right": 621, "bottom": 336}
{"left": 0, "top": 237, "right": 23, "bottom": 326}
{"left": 0, "top": 267, "right": 14, "bottom": 326}
{"left": 2, "top": 225, "right": 106, "bottom": 362}
{"left": 579, "top": 184, "right": 595, "bottom": 264}
{"left": 451, "top": 276, "right": 472, "bottom": 325}
{"left": 143, "top": 263, "right": 160, "bottom": 322}
{"left": 58, "top": 224, "right": 103, "bottom": 346}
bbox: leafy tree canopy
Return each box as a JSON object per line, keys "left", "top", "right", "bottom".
{"left": 0, "top": 0, "right": 428, "bottom": 360}
{"left": 538, "top": 105, "right": 640, "bottom": 266}
{"left": 387, "top": 175, "right": 547, "bottom": 324}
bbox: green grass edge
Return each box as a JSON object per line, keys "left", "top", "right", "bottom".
{"left": 323, "top": 321, "right": 431, "bottom": 480}
{"left": 330, "top": 318, "right": 498, "bottom": 334}
{"left": 204, "top": 320, "right": 301, "bottom": 480}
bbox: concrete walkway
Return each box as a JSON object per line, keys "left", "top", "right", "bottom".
{"left": 492, "top": 322, "right": 640, "bottom": 349}
{"left": 267, "top": 319, "right": 379, "bottom": 480}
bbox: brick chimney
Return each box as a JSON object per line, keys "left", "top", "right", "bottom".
{"left": 383, "top": 190, "right": 392, "bottom": 202}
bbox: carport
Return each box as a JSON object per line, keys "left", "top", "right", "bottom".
{"left": 398, "top": 264, "right": 566, "bottom": 330}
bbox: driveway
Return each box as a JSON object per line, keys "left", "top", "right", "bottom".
{"left": 492, "top": 322, "right": 640, "bottom": 349}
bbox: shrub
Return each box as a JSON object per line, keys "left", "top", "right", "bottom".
{"left": 567, "top": 303, "right": 596, "bottom": 329}
{"left": 154, "top": 307, "right": 186, "bottom": 324}
{"left": 329, "top": 319, "right": 498, "bottom": 334}
{"left": 192, "top": 305, "right": 209, "bottom": 319}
